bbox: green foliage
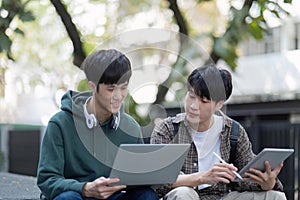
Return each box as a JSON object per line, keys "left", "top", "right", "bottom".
{"left": 247, "top": 19, "right": 265, "bottom": 40}
{"left": 210, "top": 0, "right": 291, "bottom": 69}
{"left": 124, "top": 95, "right": 151, "bottom": 126}
{"left": 77, "top": 79, "right": 89, "bottom": 92}
{"left": 14, "top": 27, "right": 24, "bottom": 35}
{"left": 82, "top": 41, "right": 96, "bottom": 56}
{"left": 214, "top": 36, "right": 238, "bottom": 68}
{"left": 19, "top": 10, "right": 35, "bottom": 22}
{"left": 0, "top": 0, "right": 35, "bottom": 59}
{"left": 0, "top": 0, "right": 294, "bottom": 124}
{"left": 0, "top": 33, "right": 11, "bottom": 54}
{"left": 212, "top": 6, "right": 248, "bottom": 69}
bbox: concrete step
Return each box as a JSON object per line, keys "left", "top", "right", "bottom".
{"left": 0, "top": 172, "right": 40, "bottom": 200}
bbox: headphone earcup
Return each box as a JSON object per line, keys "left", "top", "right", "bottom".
{"left": 86, "top": 114, "right": 97, "bottom": 129}
{"left": 109, "top": 112, "right": 120, "bottom": 130}
{"left": 83, "top": 96, "right": 98, "bottom": 129}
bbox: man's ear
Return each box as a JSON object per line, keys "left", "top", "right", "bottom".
{"left": 215, "top": 100, "right": 225, "bottom": 111}
{"left": 88, "top": 81, "right": 96, "bottom": 92}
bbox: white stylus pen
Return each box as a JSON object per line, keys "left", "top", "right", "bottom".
{"left": 213, "top": 152, "right": 243, "bottom": 181}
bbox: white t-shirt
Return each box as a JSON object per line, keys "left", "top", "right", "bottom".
{"left": 191, "top": 114, "right": 224, "bottom": 190}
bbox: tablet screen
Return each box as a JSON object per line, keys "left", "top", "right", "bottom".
{"left": 234, "top": 148, "right": 294, "bottom": 181}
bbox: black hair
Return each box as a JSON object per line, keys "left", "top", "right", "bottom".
{"left": 82, "top": 49, "right": 132, "bottom": 87}
{"left": 187, "top": 65, "right": 233, "bottom": 102}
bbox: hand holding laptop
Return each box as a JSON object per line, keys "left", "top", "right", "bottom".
{"left": 83, "top": 177, "right": 126, "bottom": 198}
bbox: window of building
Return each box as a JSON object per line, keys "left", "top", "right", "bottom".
{"left": 265, "top": 26, "right": 281, "bottom": 53}
{"left": 240, "top": 26, "right": 281, "bottom": 56}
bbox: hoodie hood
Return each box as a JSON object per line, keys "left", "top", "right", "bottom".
{"left": 61, "top": 90, "right": 92, "bottom": 119}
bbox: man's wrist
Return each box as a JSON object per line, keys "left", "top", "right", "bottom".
{"left": 260, "top": 182, "right": 275, "bottom": 191}
{"left": 82, "top": 182, "right": 91, "bottom": 197}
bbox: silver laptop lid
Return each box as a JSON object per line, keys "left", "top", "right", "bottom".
{"left": 109, "top": 143, "right": 190, "bottom": 185}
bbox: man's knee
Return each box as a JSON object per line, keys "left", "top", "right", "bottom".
{"left": 265, "top": 190, "right": 287, "bottom": 200}
{"left": 165, "top": 186, "right": 198, "bottom": 200}
{"left": 53, "top": 191, "right": 82, "bottom": 200}
{"left": 224, "top": 190, "right": 287, "bottom": 200}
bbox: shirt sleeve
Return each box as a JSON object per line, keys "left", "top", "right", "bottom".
{"left": 150, "top": 118, "right": 174, "bottom": 144}
{"left": 37, "top": 122, "right": 85, "bottom": 199}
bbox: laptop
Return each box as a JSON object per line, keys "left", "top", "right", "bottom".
{"left": 109, "top": 143, "right": 190, "bottom": 186}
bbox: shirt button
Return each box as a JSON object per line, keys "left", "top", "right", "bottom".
{"left": 193, "top": 163, "right": 197, "bottom": 167}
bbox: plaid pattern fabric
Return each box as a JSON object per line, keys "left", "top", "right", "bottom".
{"left": 150, "top": 111, "right": 283, "bottom": 199}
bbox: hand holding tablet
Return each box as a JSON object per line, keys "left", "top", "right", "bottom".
{"left": 233, "top": 148, "right": 294, "bottom": 182}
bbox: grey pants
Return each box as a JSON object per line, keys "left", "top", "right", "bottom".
{"left": 163, "top": 186, "right": 287, "bottom": 200}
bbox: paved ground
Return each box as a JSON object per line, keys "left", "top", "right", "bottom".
{"left": 0, "top": 172, "right": 40, "bottom": 200}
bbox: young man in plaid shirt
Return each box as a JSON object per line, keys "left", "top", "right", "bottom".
{"left": 151, "top": 65, "right": 286, "bottom": 200}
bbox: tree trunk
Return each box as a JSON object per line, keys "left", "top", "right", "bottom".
{"left": 154, "top": 0, "right": 189, "bottom": 105}
{"left": 50, "top": 0, "right": 86, "bottom": 67}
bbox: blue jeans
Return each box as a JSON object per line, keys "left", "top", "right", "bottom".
{"left": 53, "top": 187, "right": 159, "bottom": 200}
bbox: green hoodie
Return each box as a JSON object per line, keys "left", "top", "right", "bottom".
{"left": 37, "top": 90, "right": 143, "bottom": 199}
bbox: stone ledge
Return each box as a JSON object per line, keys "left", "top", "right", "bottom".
{"left": 0, "top": 172, "right": 40, "bottom": 200}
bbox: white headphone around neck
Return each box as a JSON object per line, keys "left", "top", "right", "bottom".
{"left": 83, "top": 96, "right": 98, "bottom": 129}
{"left": 111, "top": 111, "right": 120, "bottom": 130}
{"left": 83, "top": 96, "right": 120, "bottom": 130}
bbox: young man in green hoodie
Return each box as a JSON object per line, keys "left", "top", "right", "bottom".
{"left": 37, "top": 49, "right": 159, "bottom": 200}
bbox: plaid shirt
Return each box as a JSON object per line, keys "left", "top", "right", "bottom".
{"left": 150, "top": 111, "right": 283, "bottom": 199}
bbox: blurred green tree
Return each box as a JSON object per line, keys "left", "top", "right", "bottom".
{"left": 0, "top": 0, "right": 293, "bottom": 123}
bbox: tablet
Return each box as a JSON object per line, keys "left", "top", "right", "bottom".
{"left": 109, "top": 143, "right": 190, "bottom": 186}
{"left": 234, "top": 148, "right": 294, "bottom": 182}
